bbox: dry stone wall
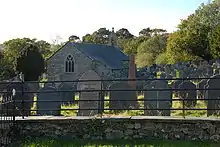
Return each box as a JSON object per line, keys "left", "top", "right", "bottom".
{"left": 16, "top": 116, "right": 220, "bottom": 143}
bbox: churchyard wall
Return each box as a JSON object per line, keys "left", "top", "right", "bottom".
{"left": 17, "top": 116, "right": 220, "bottom": 143}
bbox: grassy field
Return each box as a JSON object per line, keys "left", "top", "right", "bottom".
{"left": 20, "top": 139, "right": 219, "bottom": 147}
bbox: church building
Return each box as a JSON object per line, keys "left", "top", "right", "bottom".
{"left": 46, "top": 28, "right": 133, "bottom": 84}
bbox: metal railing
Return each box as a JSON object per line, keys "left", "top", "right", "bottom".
{"left": 0, "top": 77, "right": 220, "bottom": 119}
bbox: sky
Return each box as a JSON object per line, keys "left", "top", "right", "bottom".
{"left": 0, "top": 0, "right": 209, "bottom": 44}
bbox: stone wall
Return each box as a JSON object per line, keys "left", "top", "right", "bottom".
{"left": 16, "top": 116, "right": 220, "bottom": 142}
{"left": 46, "top": 42, "right": 116, "bottom": 85}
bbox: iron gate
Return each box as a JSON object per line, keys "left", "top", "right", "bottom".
{"left": 0, "top": 89, "right": 16, "bottom": 147}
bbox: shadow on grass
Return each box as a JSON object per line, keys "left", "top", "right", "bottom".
{"left": 19, "top": 139, "right": 219, "bottom": 147}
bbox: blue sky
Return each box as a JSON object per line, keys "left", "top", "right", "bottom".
{"left": 0, "top": 0, "right": 209, "bottom": 43}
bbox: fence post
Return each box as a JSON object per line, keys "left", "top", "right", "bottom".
{"left": 20, "top": 73, "right": 25, "bottom": 119}
{"left": 98, "top": 78, "right": 103, "bottom": 117}
{"left": 182, "top": 98, "right": 185, "bottom": 118}
{"left": 12, "top": 89, "right": 16, "bottom": 122}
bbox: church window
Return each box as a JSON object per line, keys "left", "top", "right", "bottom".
{"left": 65, "top": 55, "right": 74, "bottom": 72}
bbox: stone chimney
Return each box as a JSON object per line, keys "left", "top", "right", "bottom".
{"left": 108, "top": 27, "right": 118, "bottom": 47}
{"left": 128, "top": 54, "right": 136, "bottom": 89}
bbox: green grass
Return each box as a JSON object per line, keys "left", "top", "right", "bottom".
{"left": 20, "top": 139, "right": 219, "bottom": 147}
{"left": 28, "top": 74, "right": 218, "bottom": 117}
{"left": 59, "top": 94, "right": 209, "bottom": 117}
{"left": 30, "top": 93, "right": 217, "bottom": 117}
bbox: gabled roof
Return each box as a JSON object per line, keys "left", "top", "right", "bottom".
{"left": 48, "top": 42, "right": 129, "bottom": 69}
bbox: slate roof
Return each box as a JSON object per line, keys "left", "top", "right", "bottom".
{"left": 48, "top": 42, "right": 129, "bottom": 69}
{"left": 73, "top": 42, "right": 129, "bottom": 69}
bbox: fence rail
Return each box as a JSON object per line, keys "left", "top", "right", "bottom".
{"left": 0, "top": 77, "right": 220, "bottom": 85}
{"left": 0, "top": 77, "right": 220, "bottom": 119}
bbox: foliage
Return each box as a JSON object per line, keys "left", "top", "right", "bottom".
{"left": 3, "top": 38, "right": 51, "bottom": 68}
{"left": 139, "top": 27, "right": 167, "bottom": 37}
{"left": 36, "top": 40, "right": 52, "bottom": 59}
{"left": 0, "top": 58, "right": 15, "bottom": 81}
{"left": 136, "top": 35, "right": 167, "bottom": 67}
{"left": 155, "top": 52, "right": 168, "bottom": 65}
{"left": 166, "top": 31, "right": 198, "bottom": 64}
{"left": 82, "top": 34, "right": 94, "bottom": 43}
{"left": 0, "top": 50, "right": 3, "bottom": 60}
{"left": 166, "top": 1, "right": 220, "bottom": 62}
{"left": 209, "top": 25, "right": 220, "bottom": 58}
{"left": 82, "top": 28, "right": 111, "bottom": 44}
{"left": 16, "top": 44, "right": 45, "bottom": 81}
{"left": 116, "top": 28, "right": 134, "bottom": 39}
{"left": 69, "top": 35, "right": 80, "bottom": 42}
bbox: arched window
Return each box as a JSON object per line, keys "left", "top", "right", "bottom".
{"left": 65, "top": 55, "right": 74, "bottom": 72}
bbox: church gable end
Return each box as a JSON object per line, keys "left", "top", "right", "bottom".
{"left": 46, "top": 42, "right": 93, "bottom": 80}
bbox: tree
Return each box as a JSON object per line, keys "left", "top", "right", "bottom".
{"left": 51, "top": 35, "right": 63, "bottom": 45}
{"left": 155, "top": 52, "right": 168, "bottom": 65}
{"left": 0, "top": 50, "right": 3, "bottom": 60}
{"left": 69, "top": 35, "right": 80, "bottom": 42}
{"left": 151, "top": 28, "right": 167, "bottom": 36}
{"left": 139, "top": 28, "right": 152, "bottom": 37}
{"left": 82, "top": 34, "right": 94, "bottom": 43}
{"left": 139, "top": 28, "right": 167, "bottom": 37}
{"left": 93, "top": 28, "right": 111, "bottom": 44}
{"left": 136, "top": 52, "right": 154, "bottom": 68}
{"left": 82, "top": 28, "right": 111, "bottom": 44}
{"left": 16, "top": 44, "right": 45, "bottom": 81}
{"left": 3, "top": 38, "right": 35, "bottom": 69}
{"left": 0, "top": 58, "right": 15, "bottom": 81}
{"left": 166, "top": 31, "right": 198, "bottom": 64}
{"left": 36, "top": 40, "right": 52, "bottom": 59}
{"left": 166, "top": 1, "right": 220, "bottom": 62}
{"left": 116, "top": 28, "right": 134, "bottom": 39}
{"left": 209, "top": 25, "right": 220, "bottom": 58}
{"left": 3, "top": 38, "right": 51, "bottom": 69}
{"left": 136, "top": 35, "right": 167, "bottom": 67}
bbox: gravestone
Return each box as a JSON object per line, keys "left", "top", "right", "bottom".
{"left": 144, "top": 80, "right": 172, "bottom": 116}
{"left": 2, "top": 81, "right": 33, "bottom": 116}
{"left": 26, "top": 82, "right": 39, "bottom": 93}
{"left": 37, "top": 83, "right": 61, "bottom": 116}
{"left": 178, "top": 70, "right": 184, "bottom": 78}
{"left": 207, "top": 65, "right": 213, "bottom": 76}
{"left": 178, "top": 81, "right": 197, "bottom": 107}
{"left": 77, "top": 70, "right": 102, "bottom": 116}
{"left": 26, "top": 82, "right": 39, "bottom": 108}
{"left": 204, "top": 83, "right": 209, "bottom": 105}
{"left": 207, "top": 74, "right": 220, "bottom": 116}
{"left": 164, "top": 65, "right": 171, "bottom": 75}
{"left": 159, "top": 72, "right": 166, "bottom": 79}
{"left": 109, "top": 82, "right": 137, "bottom": 111}
{"left": 214, "top": 69, "right": 220, "bottom": 75}
{"left": 171, "top": 80, "right": 183, "bottom": 97}
{"left": 171, "top": 70, "right": 176, "bottom": 77}
{"left": 197, "top": 80, "right": 207, "bottom": 99}
{"left": 166, "top": 74, "right": 172, "bottom": 79}
{"left": 59, "top": 83, "right": 76, "bottom": 105}
{"left": 0, "top": 82, "right": 7, "bottom": 96}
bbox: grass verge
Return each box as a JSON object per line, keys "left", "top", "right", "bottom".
{"left": 20, "top": 139, "right": 219, "bottom": 147}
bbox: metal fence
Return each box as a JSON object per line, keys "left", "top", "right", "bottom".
{"left": 0, "top": 89, "right": 16, "bottom": 146}
{"left": 1, "top": 77, "right": 220, "bottom": 146}
{"left": 0, "top": 77, "right": 220, "bottom": 119}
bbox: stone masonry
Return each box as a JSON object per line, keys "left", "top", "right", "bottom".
{"left": 16, "top": 116, "right": 220, "bottom": 143}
